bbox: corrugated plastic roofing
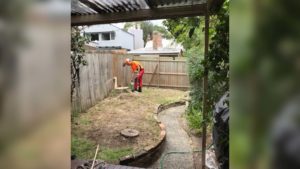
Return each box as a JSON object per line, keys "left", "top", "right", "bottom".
{"left": 72, "top": 0, "right": 206, "bottom": 15}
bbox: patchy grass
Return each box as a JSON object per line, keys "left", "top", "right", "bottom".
{"left": 142, "top": 87, "right": 186, "bottom": 105}
{"left": 71, "top": 136, "right": 96, "bottom": 159}
{"left": 72, "top": 87, "right": 185, "bottom": 162}
{"left": 71, "top": 136, "right": 133, "bottom": 163}
{"left": 79, "top": 116, "right": 91, "bottom": 125}
{"left": 99, "top": 147, "right": 133, "bottom": 163}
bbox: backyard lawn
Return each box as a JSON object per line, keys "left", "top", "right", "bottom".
{"left": 71, "top": 87, "right": 185, "bottom": 163}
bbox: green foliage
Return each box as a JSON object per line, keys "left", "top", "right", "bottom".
{"left": 186, "top": 107, "right": 203, "bottom": 135}
{"left": 207, "top": 1, "right": 229, "bottom": 97}
{"left": 186, "top": 48, "right": 204, "bottom": 112}
{"left": 163, "top": 17, "right": 204, "bottom": 50}
{"left": 164, "top": 2, "right": 229, "bottom": 131}
{"left": 71, "top": 26, "right": 89, "bottom": 113}
{"left": 123, "top": 21, "right": 172, "bottom": 45}
{"left": 71, "top": 137, "right": 95, "bottom": 159}
{"left": 71, "top": 136, "right": 133, "bottom": 163}
{"left": 153, "top": 25, "right": 173, "bottom": 39}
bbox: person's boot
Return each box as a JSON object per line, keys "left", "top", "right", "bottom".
{"left": 138, "top": 87, "right": 142, "bottom": 92}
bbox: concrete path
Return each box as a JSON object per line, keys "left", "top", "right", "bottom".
{"left": 149, "top": 105, "right": 194, "bottom": 169}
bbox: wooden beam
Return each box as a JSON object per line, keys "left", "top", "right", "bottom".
{"left": 148, "top": 64, "right": 159, "bottom": 85}
{"left": 145, "top": 0, "right": 158, "bottom": 8}
{"left": 71, "top": 4, "right": 206, "bottom": 26}
{"left": 201, "top": 4, "right": 209, "bottom": 169}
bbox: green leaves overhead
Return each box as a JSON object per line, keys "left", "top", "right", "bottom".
{"left": 163, "top": 17, "right": 203, "bottom": 50}
{"left": 189, "top": 28, "right": 195, "bottom": 38}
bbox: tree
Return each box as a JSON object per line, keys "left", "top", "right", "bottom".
{"left": 163, "top": 17, "right": 204, "bottom": 51}
{"left": 123, "top": 21, "right": 172, "bottom": 45}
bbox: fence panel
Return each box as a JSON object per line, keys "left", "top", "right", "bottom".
{"left": 72, "top": 53, "right": 190, "bottom": 113}
{"left": 112, "top": 55, "right": 190, "bottom": 90}
{"left": 73, "top": 51, "right": 114, "bottom": 112}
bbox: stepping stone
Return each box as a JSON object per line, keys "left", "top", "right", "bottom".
{"left": 120, "top": 129, "right": 139, "bottom": 138}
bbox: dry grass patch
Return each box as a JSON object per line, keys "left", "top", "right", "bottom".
{"left": 72, "top": 87, "right": 185, "bottom": 163}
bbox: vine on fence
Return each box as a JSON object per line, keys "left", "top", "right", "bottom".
{"left": 71, "top": 26, "right": 89, "bottom": 102}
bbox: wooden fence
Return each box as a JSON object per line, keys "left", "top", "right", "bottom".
{"left": 72, "top": 51, "right": 114, "bottom": 112}
{"left": 112, "top": 55, "right": 190, "bottom": 89}
{"left": 72, "top": 52, "right": 189, "bottom": 112}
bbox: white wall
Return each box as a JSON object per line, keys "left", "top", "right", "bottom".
{"left": 84, "top": 24, "right": 134, "bottom": 50}
{"left": 128, "top": 28, "right": 144, "bottom": 49}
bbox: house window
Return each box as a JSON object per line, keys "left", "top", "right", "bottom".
{"left": 101, "top": 32, "right": 110, "bottom": 40}
{"left": 111, "top": 32, "right": 115, "bottom": 40}
{"left": 101, "top": 32, "right": 115, "bottom": 41}
{"left": 90, "top": 33, "right": 99, "bottom": 41}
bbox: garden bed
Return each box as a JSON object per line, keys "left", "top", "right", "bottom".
{"left": 71, "top": 87, "right": 185, "bottom": 164}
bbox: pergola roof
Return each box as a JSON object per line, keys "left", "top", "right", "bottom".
{"left": 71, "top": 0, "right": 224, "bottom": 25}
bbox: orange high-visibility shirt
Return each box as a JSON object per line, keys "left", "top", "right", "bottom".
{"left": 130, "top": 61, "right": 143, "bottom": 72}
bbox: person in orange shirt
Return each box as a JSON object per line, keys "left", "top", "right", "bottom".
{"left": 123, "top": 58, "right": 144, "bottom": 92}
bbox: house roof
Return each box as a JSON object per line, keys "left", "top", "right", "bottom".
{"left": 110, "top": 24, "right": 134, "bottom": 36}
{"left": 145, "top": 39, "right": 184, "bottom": 50}
{"left": 128, "top": 38, "right": 183, "bottom": 55}
{"left": 71, "top": 0, "right": 225, "bottom": 25}
{"left": 84, "top": 24, "right": 134, "bottom": 36}
{"left": 128, "top": 47, "right": 181, "bottom": 55}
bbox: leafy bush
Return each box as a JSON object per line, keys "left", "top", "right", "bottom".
{"left": 186, "top": 107, "right": 203, "bottom": 135}
{"left": 186, "top": 49, "right": 204, "bottom": 112}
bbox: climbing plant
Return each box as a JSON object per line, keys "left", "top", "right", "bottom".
{"left": 71, "top": 26, "right": 89, "bottom": 102}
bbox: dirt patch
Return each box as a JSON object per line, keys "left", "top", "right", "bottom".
{"left": 72, "top": 87, "right": 185, "bottom": 163}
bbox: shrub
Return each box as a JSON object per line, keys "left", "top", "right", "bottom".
{"left": 186, "top": 107, "right": 203, "bottom": 135}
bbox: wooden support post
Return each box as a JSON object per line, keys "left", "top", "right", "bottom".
{"left": 158, "top": 56, "right": 160, "bottom": 88}
{"left": 202, "top": 4, "right": 210, "bottom": 169}
{"left": 148, "top": 64, "right": 159, "bottom": 85}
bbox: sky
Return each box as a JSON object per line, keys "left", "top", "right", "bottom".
{"left": 113, "top": 19, "right": 165, "bottom": 29}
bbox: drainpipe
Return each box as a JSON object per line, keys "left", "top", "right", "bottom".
{"left": 113, "top": 77, "right": 128, "bottom": 90}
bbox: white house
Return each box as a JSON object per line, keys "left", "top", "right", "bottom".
{"left": 84, "top": 24, "right": 134, "bottom": 50}
{"left": 128, "top": 28, "right": 144, "bottom": 49}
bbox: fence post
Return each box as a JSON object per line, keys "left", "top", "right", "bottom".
{"left": 158, "top": 56, "right": 160, "bottom": 88}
